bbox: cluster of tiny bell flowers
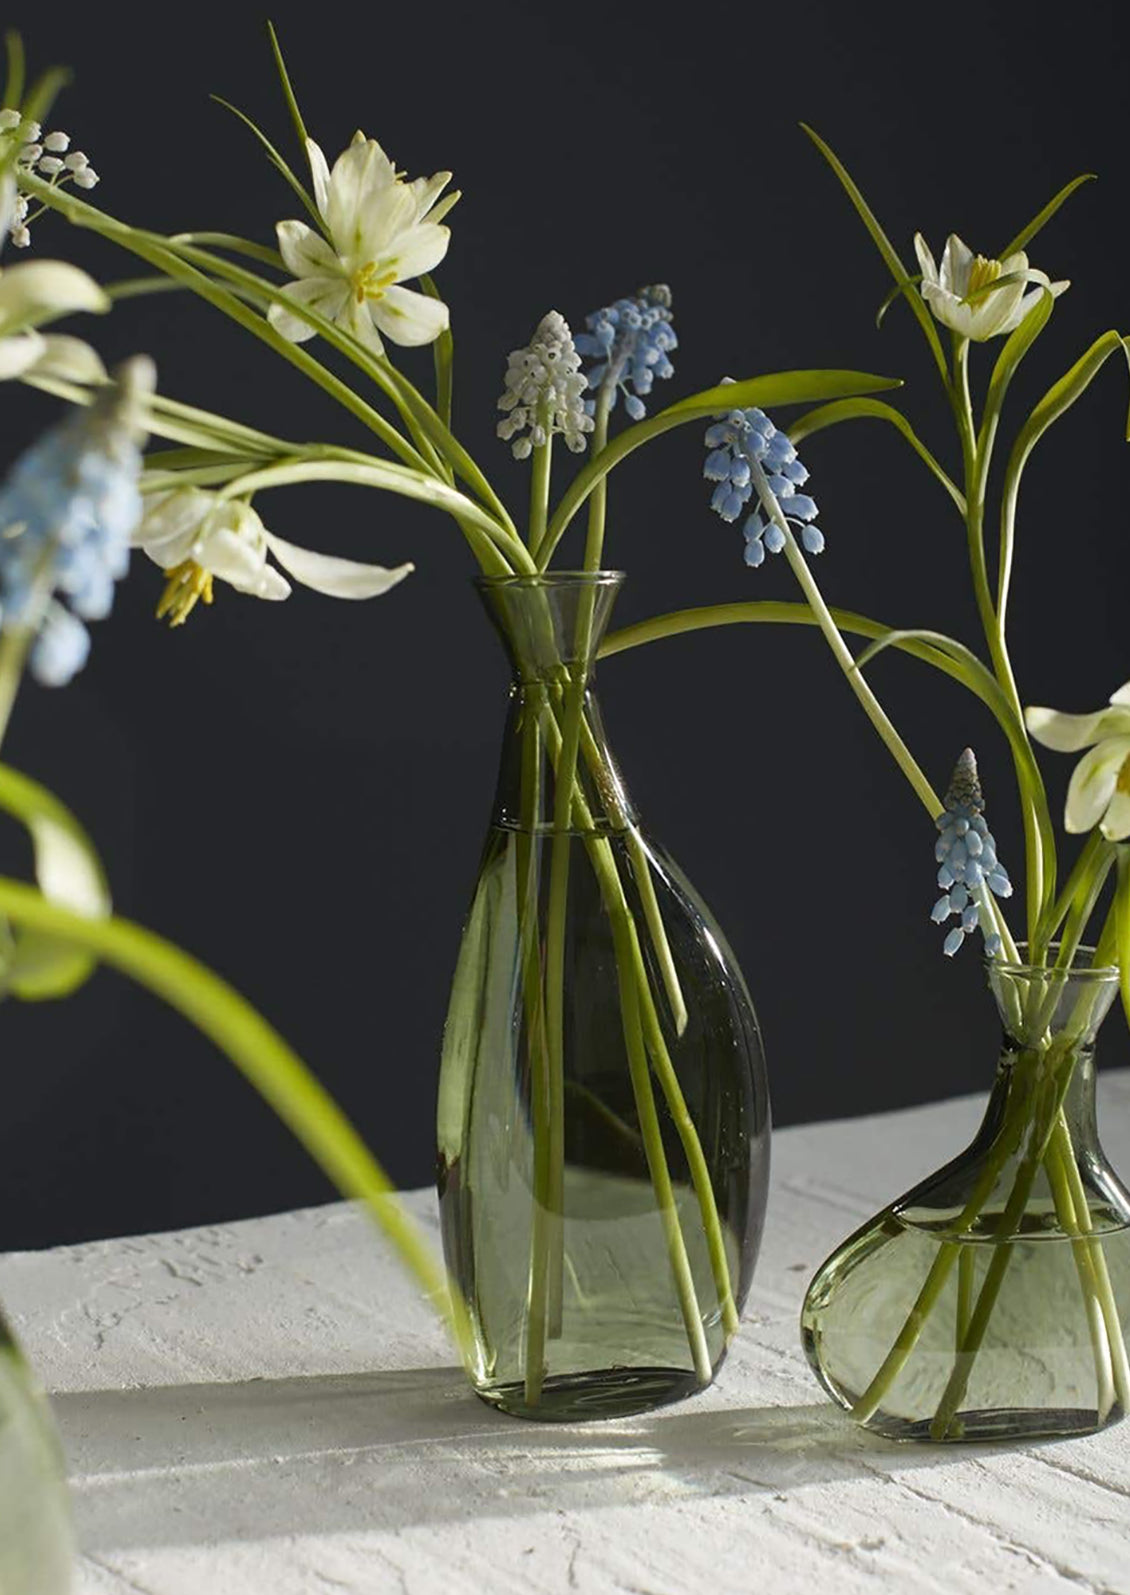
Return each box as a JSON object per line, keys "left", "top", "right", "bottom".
{"left": 0, "top": 358, "right": 150, "bottom": 685}
{"left": 0, "top": 109, "right": 99, "bottom": 248}
{"left": 931, "top": 749, "right": 1013, "bottom": 958}
{"left": 703, "top": 392, "right": 823, "bottom": 565}
{"left": 574, "top": 285, "right": 677, "bottom": 421}
{"left": 496, "top": 311, "right": 594, "bottom": 459}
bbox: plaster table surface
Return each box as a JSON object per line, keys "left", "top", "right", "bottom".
{"left": 4, "top": 1076, "right": 1130, "bottom": 1595}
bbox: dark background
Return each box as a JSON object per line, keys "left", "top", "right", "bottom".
{"left": 1, "top": 1, "right": 1128, "bottom": 1249}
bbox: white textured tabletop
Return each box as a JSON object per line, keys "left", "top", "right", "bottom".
{"left": 3, "top": 1075, "right": 1130, "bottom": 1595}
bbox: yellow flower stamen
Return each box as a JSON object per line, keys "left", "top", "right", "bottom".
{"left": 964, "top": 254, "right": 1003, "bottom": 304}
{"left": 350, "top": 259, "right": 399, "bottom": 305}
{"left": 156, "top": 560, "right": 215, "bottom": 627}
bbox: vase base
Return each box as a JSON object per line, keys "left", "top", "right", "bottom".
{"left": 475, "top": 1366, "right": 708, "bottom": 1422}
{"left": 857, "top": 1403, "right": 1125, "bottom": 1444}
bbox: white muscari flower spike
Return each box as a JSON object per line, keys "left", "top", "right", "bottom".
{"left": 931, "top": 749, "right": 1013, "bottom": 958}
{"left": 0, "top": 111, "right": 101, "bottom": 248}
{"left": 496, "top": 311, "right": 594, "bottom": 460}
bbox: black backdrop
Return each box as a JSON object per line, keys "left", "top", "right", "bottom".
{"left": 2, "top": 0, "right": 1128, "bottom": 1249}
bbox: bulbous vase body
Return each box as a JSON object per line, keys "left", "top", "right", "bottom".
{"left": 802, "top": 954, "right": 1130, "bottom": 1442}
{"left": 437, "top": 574, "right": 769, "bottom": 1420}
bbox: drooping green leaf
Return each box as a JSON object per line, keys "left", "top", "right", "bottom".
{"left": 3, "top": 31, "right": 25, "bottom": 110}
{"left": 421, "top": 272, "right": 454, "bottom": 435}
{"left": 982, "top": 285, "right": 1055, "bottom": 442}
{"left": 170, "top": 232, "right": 286, "bottom": 271}
{"left": 540, "top": 369, "right": 902, "bottom": 565}
{"left": 876, "top": 274, "right": 923, "bottom": 328}
{"left": 999, "top": 174, "right": 1096, "bottom": 259}
{"left": 800, "top": 124, "right": 949, "bottom": 382}
{"left": 266, "top": 20, "right": 308, "bottom": 152}
{"left": 211, "top": 95, "right": 322, "bottom": 232}
{"left": 0, "top": 765, "right": 110, "bottom": 1000}
{"left": 788, "top": 396, "right": 964, "bottom": 512}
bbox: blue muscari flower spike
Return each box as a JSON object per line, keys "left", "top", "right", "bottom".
{"left": 701, "top": 383, "right": 822, "bottom": 565}
{"left": 0, "top": 357, "right": 152, "bottom": 686}
{"left": 575, "top": 284, "right": 677, "bottom": 421}
{"left": 931, "top": 749, "right": 1013, "bottom": 959}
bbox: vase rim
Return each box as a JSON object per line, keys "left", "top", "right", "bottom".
{"left": 987, "top": 941, "right": 1119, "bottom": 980}
{"left": 475, "top": 570, "right": 625, "bottom": 589}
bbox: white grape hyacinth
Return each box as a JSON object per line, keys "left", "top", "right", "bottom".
{"left": 496, "top": 311, "right": 594, "bottom": 460}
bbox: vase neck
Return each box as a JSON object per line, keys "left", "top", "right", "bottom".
{"left": 477, "top": 574, "right": 635, "bottom": 835}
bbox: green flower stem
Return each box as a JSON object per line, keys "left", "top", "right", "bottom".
{"left": 527, "top": 409, "right": 554, "bottom": 555}
{"left": 1044, "top": 1118, "right": 1119, "bottom": 1420}
{"left": 0, "top": 879, "right": 466, "bottom": 1351}
{"left": 1048, "top": 1110, "right": 1130, "bottom": 1410}
{"left": 1034, "top": 833, "right": 1110, "bottom": 961}
{"left": 582, "top": 395, "right": 612, "bottom": 572}
{"left": 748, "top": 457, "right": 941, "bottom": 818}
{"left": 956, "top": 1247, "right": 975, "bottom": 1346}
{"left": 0, "top": 628, "right": 31, "bottom": 757}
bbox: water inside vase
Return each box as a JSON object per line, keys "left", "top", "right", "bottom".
{"left": 802, "top": 1199, "right": 1130, "bottom": 1441}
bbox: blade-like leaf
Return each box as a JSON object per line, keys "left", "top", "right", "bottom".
{"left": 801, "top": 124, "right": 949, "bottom": 383}
{"left": 788, "top": 396, "right": 964, "bottom": 512}
{"left": 979, "top": 288, "right": 1056, "bottom": 458}
{"left": 0, "top": 763, "right": 110, "bottom": 1000}
{"left": 541, "top": 369, "right": 903, "bottom": 565}
{"left": 211, "top": 95, "right": 322, "bottom": 232}
{"left": 266, "top": 20, "right": 308, "bottom": 152}
{"left": 3, "top": 30, "right": 25, "bottom": 109}
{"left": 421, "top": 271, "right": 454, "bottom": 435}
{"left": 1000, "top": 174, "right": 1096, "bottom": 260}
{"left": 876, "top": 274, "right": 923, "bottom": 329}
{"left": 664, "top": 368, "right": 902, "bottom": 420}
{"left": 171, "top": 232, "right": 286, "bottom": 271}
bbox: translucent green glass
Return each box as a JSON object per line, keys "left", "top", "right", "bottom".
{"left": 438, "top": 573, "right": 769, "bottom": 1421}
{"left": 803, "top": 952, "right": 1130, "bottom": 1442}
{"left": 0, "top": 1309, "right": 72, "bottom": 1593}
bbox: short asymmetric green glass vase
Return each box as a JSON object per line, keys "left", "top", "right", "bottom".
{"left": 437, "top": 572, "right": 769, "bottom": 1421}
{"left": 0, "top": 1306, "right": 73, "bottom": 1593}
{"left": 802, "top": 950, "right": 1130, "bottom": 1443}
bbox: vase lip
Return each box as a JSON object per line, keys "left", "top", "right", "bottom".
{"left": 987, "top": 941, "right": 1119, "bottom": 980}
{"left": 475, "top": 569, "right": 626, "bottom": 590}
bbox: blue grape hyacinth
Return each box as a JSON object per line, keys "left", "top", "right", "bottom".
{"left": 0, "top": 356, "right": 151, "bottom": 685}
{"left": 931, "top": 748, "right": 1013, "bottom": 958}
{"left": 575, "top": 285, "right": 677, "bottom": 421}
{"left": 701, "top": 394, "right": 822, "bottom": 566}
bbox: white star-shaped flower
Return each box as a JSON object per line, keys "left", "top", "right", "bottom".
{"left": 267, "top": 133, "right": 455, "bottom": 355}
{"left": 1026, "top": 682, "right": 1130, "bottom": 840}
{"left": 914, "top": 233, "right": 1068, "bottom": 342}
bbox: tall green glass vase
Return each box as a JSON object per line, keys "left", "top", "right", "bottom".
{"left": 0, "top": 1305, "right": 72, "bottom": 1593}
{"left": 803, "top": 950, "right": 1130, "bottom": 1442}
{"left": 438, "top": 572, "right": 769, "bottom": 1421}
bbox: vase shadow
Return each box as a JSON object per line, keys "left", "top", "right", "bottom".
{"left": 54, "top": 1364, "right": 976, "bottom": 1554}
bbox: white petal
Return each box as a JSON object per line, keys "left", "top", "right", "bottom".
{"left": 28, "top": 334, "right": 107, "bottom": 383}
{"left": 973, "top": 275, "right": 1027, "bottom": 339}
{"left": 326, "top": 138, "right": 399, "bottom": 254}
{"left": 194, "top": 503, "right": 271, "bottom": 588}
{"left": 922, "top": 283, "right": 976, "bottom": 339}
{"left": 1100, "top": 786, "right": 1130, "bottom": 842}
{"left": 382, "top": 220, "right": 450, "bottom": 281}
{"left": 1110, "top": 682, "right": 1130, "bottom": 708}
{"left": 276, "top": 219, "right": 340, "bottom": 279}
{"left": 0, "top": 172, "right": 14, "bottom": 246}
{"left": 370, "top": 283, "right": 449, "bottom": 347}
{"left": 939, "top": 235, "right": 972, "bottom": 296}
{"left": 337, "top": 293, "right": 387, "bottom": 355}
{"left": 0, "top": 259, "right": 109, "bottom": 325}
{"left": 134, "top": 488, "right": 213, "bottom": 565}
{"left": 913, "top": 232, "right": 938, "bottom": 286}
{"left": 305, "top": 138, "right": 332, "bottom": 218}
{"left": 1064, "top": 736, "right": 1130, "bottom": 833}
{"left": 267, "top": 275, "right": 350, "bottom": 343}
{"left": 263, "top": 531, "right": 414, "bottom": 599}
{"left": 410, "top": 170, "right": 452, "bottom": 221}
{"left": 0, "top": 330, "right": 46, "bottom": 380}
{"left": 1025, "top": 703, "right": 1130, "bottom": 752}
{"left": 353, "top": 181, "right": 418, "bottom": 267}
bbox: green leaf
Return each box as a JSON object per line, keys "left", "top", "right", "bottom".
{"left": 0, "top": 764, "right": 110, "bottom": 1001}
{"left": 211, "top": 95, "right": 322, "bottom": 232}
{"left": 876, "top": 274, "right": 922, "bottom": 329}
{"left": 664, "top": 367, "right": 902, "bottom": 419}
{"left": 0, "top": 874, "right": 463, "bottom": 1346}
{"left": 788, "top": 396, "right": 965, "bottom": 512}
{"left": 800, "top": 124, "right": 949, "bottom": 383}
{"left": 421, "top": 272, "right": 454, "bottom": 435}
{"left": 266, "top": 20, "right": 308, "bottom": 152}
{"left": 170, "top": 232, "right": 286, "bottom": 271}
{"left": 999, "top": 174, "right": 1096, "bottom": 259}
{"left": 540, "top": 369, "right": 903, "bottom": 566}
{"left": 983, "top": 284, "right": 1055, "bottom": 436}
{"left": 3, "top": 31, "right": 25, "bottom": 109}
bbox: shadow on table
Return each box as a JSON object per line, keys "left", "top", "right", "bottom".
{"left": 53, "top": 1365, "right": 967, "bottom": 1554}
